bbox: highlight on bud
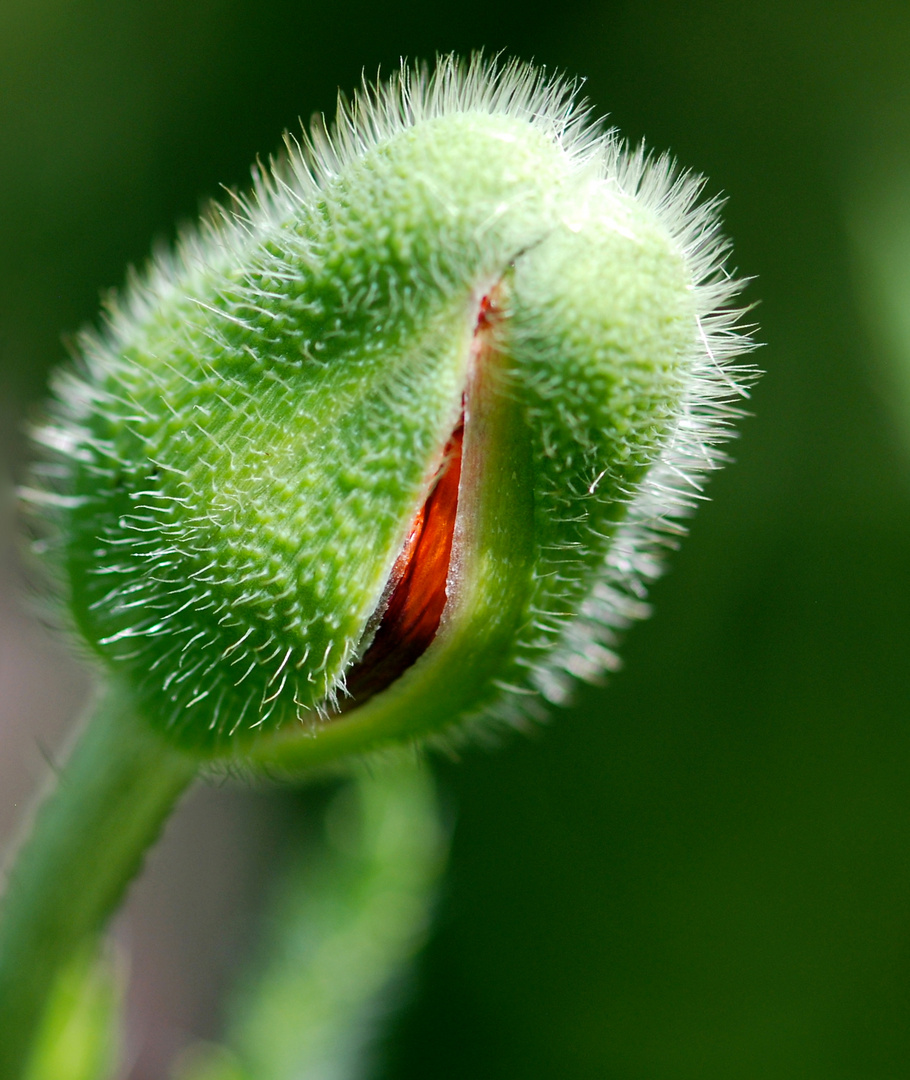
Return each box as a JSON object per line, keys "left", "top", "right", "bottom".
{"left": 23, "top": 54, "right": 755, "bottom": 764}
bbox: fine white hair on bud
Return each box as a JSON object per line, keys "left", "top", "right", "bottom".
{"left": 23, "top": 53, "right": 755, "bottom": 764}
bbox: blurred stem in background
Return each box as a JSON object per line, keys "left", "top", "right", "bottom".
{"left": 845, "top": 168, "right": 910, "bottom": 461}
{"left": 23, "top": 944, "right": 122, "bottom": 1080}
{"left": 16, "top": 757, "right": 447, "bottom": 1080}
{"left": 172, "top": 761, "right": 447, "bottom": 1080}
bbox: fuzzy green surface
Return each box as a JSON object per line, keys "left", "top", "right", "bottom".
{"left": 47, "top": 103, "right": 698, "bottom": 754}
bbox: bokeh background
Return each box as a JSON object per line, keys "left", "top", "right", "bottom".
{"left": 4, "top": 2, "right": 910, "bottom": 1077}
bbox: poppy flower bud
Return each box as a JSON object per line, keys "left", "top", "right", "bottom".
{"left": 25, "top": 56, "right": 753, "bottom": 763}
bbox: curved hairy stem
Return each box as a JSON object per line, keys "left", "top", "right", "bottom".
{"left": 0, "top": 681, "right": 198, "bottom": 1080}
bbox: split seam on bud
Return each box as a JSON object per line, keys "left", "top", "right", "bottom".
{"left": 23, "top": 54, "right": 756, "bottom": 761}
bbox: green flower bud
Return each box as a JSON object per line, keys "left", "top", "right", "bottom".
{"left": 25, "top": 55, "right": 753, "bottom": 764}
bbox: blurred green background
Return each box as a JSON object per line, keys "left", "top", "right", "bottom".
{"left": 3, "top": 1, "right": 910, "bottom": 1078}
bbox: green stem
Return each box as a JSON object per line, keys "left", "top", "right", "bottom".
{"left": 0, "top": 679, "right": 199, "bottom": 1080}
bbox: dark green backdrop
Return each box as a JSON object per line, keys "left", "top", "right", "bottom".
{"left": 3, "top": 2, "right": 910, "bottom": 1077}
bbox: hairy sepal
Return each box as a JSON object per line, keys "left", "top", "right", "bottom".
{"left": 246, "top": 205, "right": 697, "bottom": 771}
{"left": 26, "top": 56, "right": 753, "bottom": 759}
